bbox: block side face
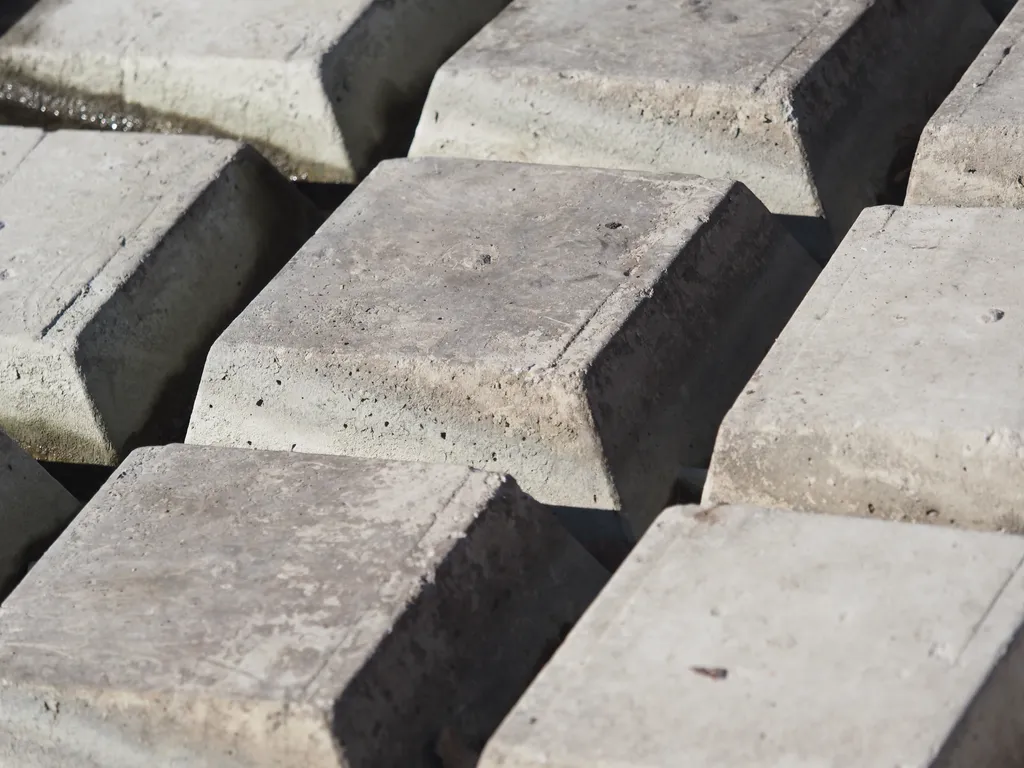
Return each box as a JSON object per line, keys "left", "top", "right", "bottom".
{"left": 906, "top": 8, "right": 1024, "bottom": 207}
{"left": 188, "top": 159, "right": 740, "bottom": 509}
{"left": 0, "top": 430, "right": 79, "bottom": 591}
{"left": 0, "top": 446, "right": 477, "bottom": 703}
{"left": 320, "top": 479, "right": 607, "bottom": 766}
{"left": 481, "top": 506, "right": 1024, "bottom": 767}
{"left": 583, "top": 184, "right": 817, "bottom": 533}
{"left": 74, "top": 146, "right": 321, "bottom": 456}
{"left": 705, "top": 206, "right": 1024, "bottom": 529}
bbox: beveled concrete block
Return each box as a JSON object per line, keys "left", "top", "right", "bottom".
{"left": 0, "top": 129, "right": 321, "bottom": 465}
{"left": 186, "top": 157, "right": 818, "bottom": 536}
{"left": 410, "top": 0, "right": 993, "bottom": 238}
{"left": 907, "top": 3, "right": 1024, "bottom": 208}
{"left": 0, "top": 429, "right": 78, "bottom": 599}
{"left": 705, "top": 205, "right": 1024, "bottom": 530}
{"left": 481, "top": 504, "right": 1024, "bottom": 768}
{"left": 0, "top": 445, "right": 607, "bottom": 767}
{"left": 0, "top": 0, "right": 510, "bottom": 182}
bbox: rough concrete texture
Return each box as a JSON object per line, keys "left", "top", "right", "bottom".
{"left": 0, "top": 0, "right": 511, "bottom": 182}
{"left": 410, "top": 0, "right": 993, "bottom": 238}
{"left": 705, "top": 205, "right": 1024, "bottom": 531}
{"left": 480, "top": 504, "right": 1024, "bottom": 768}
{"left": 0, "top": 444, "right": 606, "bottom": 768}
{"left": 0, "top": 429, "right": 79, "bottom": 599}
{"left": 907, "top": 2, "right": 1024, "bottom": 207}
{"left": 0, "top": 126, "right": 41, "bottom": 182}
{"left": 186, "top": 157, "right": 818, "bottom": 537}
{"left": 0, "top": 129, "right": 321, "bottom": 465}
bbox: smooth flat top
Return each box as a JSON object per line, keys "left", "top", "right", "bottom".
{"left": 450, "top": 0, "right": 856, "bottom": 89}
{"left": 732, "top": 205, "right": 1024, "bottom": 434}
{"left": 0, "top": 127, "right": 41, "bottom": 183}
{"left": 219, "top": 157, "right": 733, "bottom": 368}
{"left": 942, "top": 4, "right": 1024, "bottom": 127}
{"left": 483, "top": 504, "right": 1024, "bottom": 766}
{"left": 0, "top": 130, "right": 239, "bottom": 341}
{"left": 0, "top": 0, "right": 370, "bottom": 60}
{"left": 0, "top": 445, "right": 492, "bottom": 703}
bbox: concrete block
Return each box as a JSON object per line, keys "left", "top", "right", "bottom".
{"left": 0, "top": 126, "right": 40, "bottom": 182}
{"left": 907, "top": 3, "right": 1024, "bottom": 207}
{"left": 0, "top": 0, "right": 511, "bottom": 182}
{"left": 0, "top": 429, "right": 78, "bottom": 599}
{"left": 480, "top": 504, "right": 1024, "bottom": 768}
{"left": 705, "top": 205, "right": 1024, "bottom": 530}
{"left": 0, "top": 129, "right": 321, "bottom": 465}
{"left": 410, "top": 0, "right": 993, "bottom": 238}
{"left": 185, "top": 157, "right": 818, "bottom": 536}
{"left": 0, "top": 444, "right": 607, "bottom": 768}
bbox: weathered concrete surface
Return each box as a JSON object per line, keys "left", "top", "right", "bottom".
{"left": 0, "top": 126, "right": 40, "bottom": 182}
{"left": 0, "top": 445, "right": 606, "bottom": 767}
{"left": 481, "top": 504, "right": 1024, "bottom": 768}
{"left": 0, "top": 0, "right": 511, "bottom": 182}
{"left": 907, "top": 3, "right": 1024, "bottom": 207}
{"left": 0, "top": 129, "right": 321, "bottom": 465}
{"left": 705, "top": 205, "right": 1024, "bottom": 530}
{"left": 0, "top": 429, "right": 79, "bottom": 599}
{"left": 410, "top": 0, "right": 993, "bottom": 238}
{"left": 186, "top": 157, "right": 817, "bottom": 536}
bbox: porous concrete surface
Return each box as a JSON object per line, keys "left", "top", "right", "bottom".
{"left": 0, "top": 429, "right": 79, "bottom": 597}
{"left": 0, "top": 126, "right": 41, "bottom": 182}
{"left": 480, "top": 504, "right": 1024, "bottom": 768}
{"left": 705, "top": 205, "right": 1024, "bottom": 530}
{"left": 0, "top": 129, "right": 321, "bottom": 465}
{"left": 186, "top": 157, "right": 817, "bottom": 536}
{"left": 410, "top": 0, "right": 993, "bottom": 238}
{"left": 0, "top": 0, "right": 511, "bottom": 182}
{"left": 907, "top": 2, "right": 1024, "bottom": 208}
{"left": 0, "top": 445, "right": 607, "bottom": 767}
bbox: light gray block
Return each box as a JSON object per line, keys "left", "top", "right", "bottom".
{"left": 705, "top": 205, "right": 1024, "bottom": 530}
{"left": 0, "top": 129, "right": 321, "bottom": 465}
{"left": 410, "top": 0, "right": 993, "bottom": 238}
{"left": 0, "top": 126, "right": 41, "bottom": 182}
{"left": 185, "top": 157, "right": 818, "bottom": 536}
{"left": 0, "top": 429, "right": 78, "bottom": 599}
{"left": 481, "top": 504, "right": 1024, "bottom": 768}
{"left": 907, "top": 3, "right": 1024, "bottom": 207}
{"left": 0, "top": 0, "right": 511, "bottom": 182}
{"left": 0, "top": 445, "right": 607, "bottom": 767}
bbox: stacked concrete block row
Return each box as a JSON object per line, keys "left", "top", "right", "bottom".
{"left": 1, "top": 0, "right": 1022, "bottom": 766}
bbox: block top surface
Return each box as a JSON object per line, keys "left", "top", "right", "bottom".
{"left": 218, "top": 157, "right": 739, "bottom": 370}
{"left": 730, "top": 205, "right": 1024, "bottom": 434}
{"left": 0, "top": 0, "right": 370, "bottom": 60}
{"left": 482, "top": 504, "right": 1024, "bottom": 766}
{"left": 0, "top": 444, "right": 499, "bottom": 703}
{"left": 446, "top": 0, "right": 865, "bottom": 91}
{"left": 0, "top": 130, "right": 240, "bottom": 341}
{"left": 0, "top": 126, "right": 41, "bottom": 183}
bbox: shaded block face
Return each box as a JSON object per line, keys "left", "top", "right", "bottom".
{"left": 0, "top": 0, "right": 511, "bottom": 181}
{"left": 410, "top": 0, "right": 993, "bottom": 237}
{"left": 0, "top": 429, "right": 79, "bottom": 598}
{"left": 0, "top": 129, "right": 321, "bottom": 465}
{"left": 907, "top": 3, "right": 1024, "bottom": 208}
{"left": 0, "top": 445, "right": 606, "bottom": 767}
{"left": 705, "top": 205, "right": 1024, "bottom": 530}
{"left": 186, "top": 157, "right": 817, "bottom": 535}
{"left": 481, "top": 505, "right": 1024, "bottom": 768}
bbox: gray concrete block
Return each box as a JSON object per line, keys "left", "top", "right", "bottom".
{"left": 0, "top": 444, "right": 606, "bottom": 768}
{"left": 0, "top": 0, "right": 511, "bottom": 182}
{"left": 0, "top": 129, "right": 321, "bottom": 465}
{"left": 410, "top": 0, "right": 993, "bottom": 238}
{"left": 0, "top": 429, "right": 78, "bottom": 599}
{"left": 481, "top": 504, "right": 1024, "bottom": 768}
{"left": 705, "top": 205, "right": 1024, "bottom": 530}
{"left": 907, "top": 3, "right": 1024, "bottom": 207}
{"left": 0, "top": 126, "right": 41, "bottom": 182}
{"left": 185, "top": 157, "right": 818, "bottom": 536}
